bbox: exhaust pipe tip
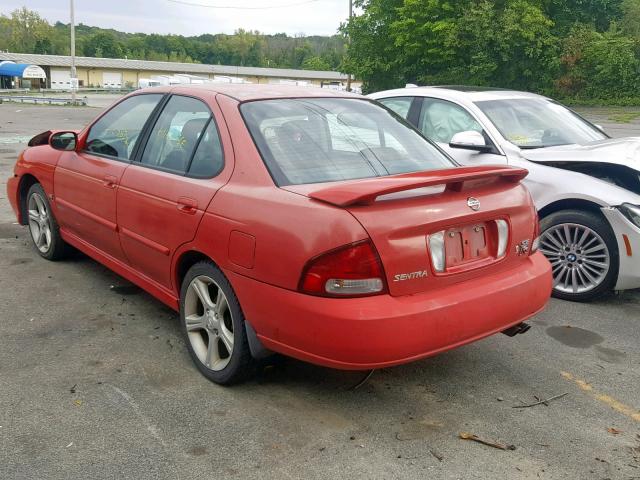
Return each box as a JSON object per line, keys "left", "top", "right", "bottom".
{"left": 502, "top": 322, "right": 531, "bottom": 337}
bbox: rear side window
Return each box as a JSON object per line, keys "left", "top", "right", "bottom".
{"left": 140, "top": 95, "right": 210, "bottom": 174}
{"left": 241, "top": 98, "right": 452, "bottom": 186}
{"left": 85, "top": 94, "right": 162, "bottom": 160}
{"left": 189, "top": 120, "right": 224, "bottom": 178}
{"left": 378, "top": 96, "right": 413, "bottom": 119}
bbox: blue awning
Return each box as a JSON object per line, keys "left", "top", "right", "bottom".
{"left": 0, "top": 62, "right": 46, "bottom": 78}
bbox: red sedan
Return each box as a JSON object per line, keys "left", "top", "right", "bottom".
{"left": 6, "top": 85, "right": 552, "bottom": 384}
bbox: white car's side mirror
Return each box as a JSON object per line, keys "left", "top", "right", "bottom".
{"left": 594, "top": 124, "right": 605, "bottom": 132}
{"left": 449, "top": 131, "right": 493, "bottom": 153}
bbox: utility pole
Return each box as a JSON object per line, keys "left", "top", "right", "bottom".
{"left": 346, "top": 0, "right": 352, "bottom": 92}
{"left": 70, "top": 0, "right": 77, "bottom": 104}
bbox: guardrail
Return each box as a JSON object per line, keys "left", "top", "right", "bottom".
{"left": 0, "top": 88, "right": 30, "bottom": 94}
{"left": 0, "top": 95, "right": 87, "bottom": 106}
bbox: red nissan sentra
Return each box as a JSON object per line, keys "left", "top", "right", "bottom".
{"left": 6, "top": 85, "right": 552, "bottom": 384}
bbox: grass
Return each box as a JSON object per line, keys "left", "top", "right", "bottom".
{"left": 561, "top": 97, "right": 640, "bottom": 107}
{"left": 607, "top": 111, "right": 640, "bottom": 123}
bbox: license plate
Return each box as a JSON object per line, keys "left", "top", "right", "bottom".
{"left": 444, "top": 224, "right": 489, "bottom": 267}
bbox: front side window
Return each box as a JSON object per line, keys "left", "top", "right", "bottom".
{"left": 475, "top": 97, "right": 607, "bottom": 148}
{"left": 419, "top": 98, "right": 483, "bottom": 144}
{"left": 85, "top": 94, "right": 163, "bottom": 160}
{"left": 140, "top": 95, "right": 211, "bottom": 174}
{"left": 241, "top": 98, "right": 453, "bottom": 186}
{"left": 378, "top": 96, "right": 413, "bottom": 119}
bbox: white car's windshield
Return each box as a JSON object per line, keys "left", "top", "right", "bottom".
{"left": 475, "top": 98, "right": 606, "bottom": 149}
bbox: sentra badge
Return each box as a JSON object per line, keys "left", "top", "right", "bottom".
{"left": 394, "top": 270, "right": 428, "bottom": 282}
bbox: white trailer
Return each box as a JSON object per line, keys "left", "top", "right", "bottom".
{"left": 138, "top": 78, "right": 162, "bottom": 89}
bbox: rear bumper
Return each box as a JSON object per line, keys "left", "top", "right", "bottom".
{"left": 6, "top": 175, "right": 20, "bottom": 223}
{"left": 228, "top": 252, "right": 552, "bottom": 370}
{"left": 602, "top": 207, "right": 640, "bottom": 291}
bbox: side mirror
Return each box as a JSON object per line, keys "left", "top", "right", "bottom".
{"left": 449, "top": 131, "right": 493, "bottom": 153}
{"left": 594, "top": 124, "right": 605, "bottom": 132}
{"left": 50, "top": 131, "right": 78, "bottom": 151}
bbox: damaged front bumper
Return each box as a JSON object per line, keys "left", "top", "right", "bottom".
{"left": 602, "top": 206, "right": 640, "bottom": 290}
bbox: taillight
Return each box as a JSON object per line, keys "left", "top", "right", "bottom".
{"left": 299, "top": 240, "right": 387, "bottom": 297}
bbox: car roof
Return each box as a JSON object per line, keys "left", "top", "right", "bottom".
{"left": 140, "top": 83, "right": 362, "bottom": 102}
{"left": 371, "top": 85, "right": 548, "bottom": 102}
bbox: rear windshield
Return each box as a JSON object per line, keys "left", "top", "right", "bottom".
{"left": 241, "top": 98, "right": 453, "bottom": 186}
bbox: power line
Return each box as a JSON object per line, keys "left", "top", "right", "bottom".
{"left": 167, "top": 0, "right": 321, "bottom": 9}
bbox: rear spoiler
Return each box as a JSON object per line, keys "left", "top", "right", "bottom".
{"left": 306, "top": 166, "right": 528, "bottom": 207}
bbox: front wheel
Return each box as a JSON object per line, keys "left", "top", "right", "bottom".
{"left": 539, "top": 209, "right": 619, "bottom": 302}
{"left": 26, "top": 183, "right": 68, "bottom": 260}
{"left": 180, "top": 261, "right": 255, "bottom": 384}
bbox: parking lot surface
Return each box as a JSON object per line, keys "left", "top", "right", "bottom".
{"left": 0, "top": 103, "right": 639, "bottom": 480}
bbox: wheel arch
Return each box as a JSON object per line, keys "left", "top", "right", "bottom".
{"left": 538, "top": 198, "right": 607, "bottom": 221}
{"left": 17, "top": 174, "right": 40, "bottom": 225}
{"left": 174, "top": 249, "right": 213, "bottom": 293}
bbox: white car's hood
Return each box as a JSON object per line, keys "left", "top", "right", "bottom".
{"left": 521, "top": 137, "right": 640, "bottom": 171}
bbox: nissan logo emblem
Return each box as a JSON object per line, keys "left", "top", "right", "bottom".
{"left": 467, "top": 197, "right": 480, "bottom": 211}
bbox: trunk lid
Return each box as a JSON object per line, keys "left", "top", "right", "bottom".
{"left": 284, "top": 166, "right": 537, "bottom": 296}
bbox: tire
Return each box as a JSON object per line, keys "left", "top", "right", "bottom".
{"left": 179, "top": 261, "right": 255, "bottom": 384}
{"left": 539, "top": 209, "right": 619, "bottom": 302}
{"left": 25, "top": 183, "right": 68, "bottom": 261}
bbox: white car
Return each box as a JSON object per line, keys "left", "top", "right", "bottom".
{"left": 370, "top": 86, "right": 640, "bottom": 302}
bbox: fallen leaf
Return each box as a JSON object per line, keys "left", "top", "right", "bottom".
{"left": 73, "top": 400, "right": 82, "bottom": 406}
{"left": 459, "top": 432, "right": 516, "bottom": 451}
{"left": 607, "top": 427, "right": 622, "bottom": 435}
{"left": 429, "top": 448, "right": 444, "bottom": 461}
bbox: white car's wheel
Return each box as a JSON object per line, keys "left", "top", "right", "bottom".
{"left": 539, "top": 210, "right": 618, "bottom": 302}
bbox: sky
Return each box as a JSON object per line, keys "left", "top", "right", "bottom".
{"left": 3, "top": 0, "right": 351, "bottom": 36}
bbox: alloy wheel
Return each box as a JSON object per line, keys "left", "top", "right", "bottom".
{"left": 184, "top": 275, "right": 235, "bottom": 371}
{"left": 28, "top": 192, "right": 52, "bottom": 253}
{"left": 539, "top": 223, "right": 610, "bottom": 294}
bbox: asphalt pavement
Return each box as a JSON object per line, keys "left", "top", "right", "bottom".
{"left": 0, "top": 103, "right": 639, "bottom": 480}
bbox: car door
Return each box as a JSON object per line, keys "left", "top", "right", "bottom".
{"left": 117, "top": 93, "right": 228, "bottom": 289}
{"left": 416, "top": 97, "right": 506, "bottom": 166}
{"left": 54, "top": 93, "right": 164, "bottom": 262}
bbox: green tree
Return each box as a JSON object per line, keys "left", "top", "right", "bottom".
{"left": 342, "top": 0, "right": 558, "bottom": 93}
{"left": 545, "top": 0, "right": 624, "bottom": 33}
{"left": 493, "top": 0, "right": 559, "bottom": 91}
{"left": 0, "top": 15, "right": 12, "bottom": 52}
{"left": 86, "top": 32, "right": 123, "bottom": 58}
{"left": 558, "top": 24, "right": 640, "bottom": 99}
{"left": 339, "top": 0, "right": 406, "bottom": 93}
{"left": 620, "top": 0, "right": 640, "bottom": 38}
{"left": 301, "top": 55, "right": 331, "bottom": 70}
{"left": 6, "top": 7, "right": 53, "bottom": 53}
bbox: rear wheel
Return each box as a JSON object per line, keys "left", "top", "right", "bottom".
{"left": 180, "top": 261, "right": 255, "bottom": 384}
{"left": 26, "top": 183, "right": 68, "bottom": 260}
{"left": 539, "top": 210, "right": 618, "bottom": 302}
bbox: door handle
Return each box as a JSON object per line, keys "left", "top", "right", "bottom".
{"left": 103, "top": 175, "right": 118, "bottom": 189}
{"left": 177, "top": 197, "right": 198, "bottom": 214}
